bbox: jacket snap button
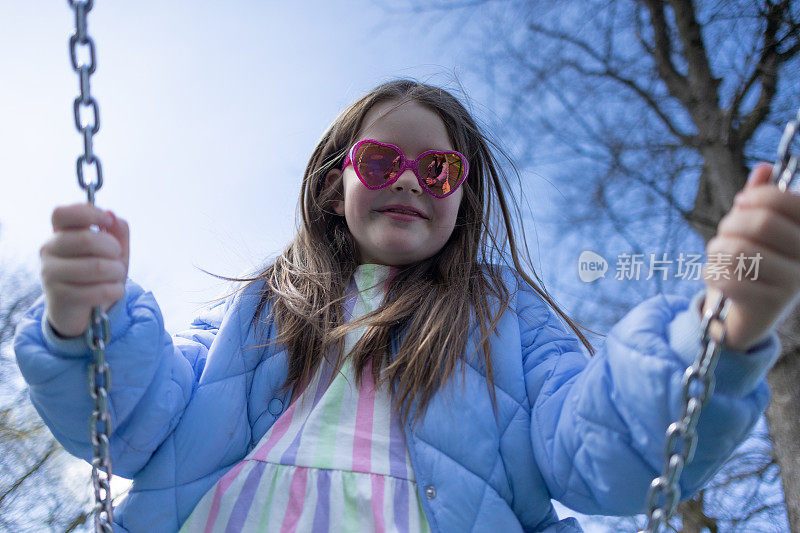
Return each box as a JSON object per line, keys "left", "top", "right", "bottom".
{"left": 425, "top": 485, "right": 436, "bottom": 499}
{"left": 268, "top": 398, "right": 283, "bottom": 416}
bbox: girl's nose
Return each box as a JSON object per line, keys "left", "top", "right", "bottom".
{"left": 391, "top": 168, "right": 422, "bottom": 194}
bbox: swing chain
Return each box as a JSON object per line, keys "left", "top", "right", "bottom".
{"left": 69, "top": 0, "right": 103, "bottom": 203}
{"left": 68, "top": 0, "right": 114, "bottom": 531}
{"left": 770, "top": 107, "right": 800, "bottom": 194}
{"left": 86, "top": 313, "right": 114, "bottom": 533}
{"left": 640, "top": 291, "right": 730, "bottom": 532}
{"left": 640, "top": 108, "right": 800, "bottom": 533}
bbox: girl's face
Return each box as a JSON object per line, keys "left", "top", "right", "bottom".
{"left": 325, "top": 100, "right": 463, "bottom": 267}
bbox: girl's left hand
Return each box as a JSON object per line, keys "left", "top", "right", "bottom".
{"left": 702, "top": 163, "right": 800, "bottom": 352}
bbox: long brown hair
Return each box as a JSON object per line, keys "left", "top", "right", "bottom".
{"left": 202, "top": 78, "right": 597, "bottom": 430}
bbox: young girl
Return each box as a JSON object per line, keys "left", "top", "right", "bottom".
{"left": 14, "top": 79, "right": 799, "bottom": 532}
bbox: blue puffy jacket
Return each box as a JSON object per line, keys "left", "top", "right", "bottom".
{"left": 13, "top": 265, "right": 780, "bottom": 532}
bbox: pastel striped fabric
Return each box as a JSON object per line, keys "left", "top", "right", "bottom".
{"left": 180, "top": 263, "right": 432, "bottom": 533}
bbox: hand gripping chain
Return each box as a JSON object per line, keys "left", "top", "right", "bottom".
{"left": 640, "top": 107, "right": 800, "bottom": 532}
{"left": 66, "top": 1, "right": 114, "bottom": 531}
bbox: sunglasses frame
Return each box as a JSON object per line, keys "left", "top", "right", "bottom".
{"left": 342, "top": 139, "right": 469, "bottom": 199}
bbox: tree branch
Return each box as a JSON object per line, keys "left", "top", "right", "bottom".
{"left": 634, "top": 2, "right": 655, "bottom": 56}
{"left": 527, "top": 20, "right": 696, "bottom": 144}
{"left": 0, "top": 440, "right": 58, "bottom": 508}
{"left": 737, "top": 1, "right": 785, "bottom": 142}
{"left": 641, "top": 0, "right": 693, "bottom": 107}
{"left": 669, "top": 0, "right": 720, "bottom": 107}
{"left": 705, "top": 456, "right": 777, "bottom": 490}
{"left": 560, "top": 59, "right": 697, "bottom": 144}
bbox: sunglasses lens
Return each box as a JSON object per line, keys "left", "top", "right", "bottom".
{"left": 419, "top": 152, "right": 465, "bottom": 196}
{"left": 354, "top": 142, "right": 402, "bottom": 187}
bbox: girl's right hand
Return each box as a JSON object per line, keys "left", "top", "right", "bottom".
{"left": 40, "top": 202, "right": 130, "bottom": 338}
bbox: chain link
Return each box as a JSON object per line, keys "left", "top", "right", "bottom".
{"left": 640, "top": 108, "right": 800, "bottom": 532}
{"left": 67, "top": 1, "right": 114, "bottom": 531}
{"left": 771, "top": 108, "right": 800, "bottom": 194}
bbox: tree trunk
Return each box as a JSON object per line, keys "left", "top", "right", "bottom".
{"left": 765, "top": 305, "right": 800, "bottom": 532}
{"left": 690, "top": 143, "right": 748, "bottom": 243}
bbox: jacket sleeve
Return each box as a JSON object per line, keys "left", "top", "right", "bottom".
{"left": 13, "top": 278, "right": 233, "bottom": 479}
{"left": 520, "top": 284, "right": 781, "bottom": 516}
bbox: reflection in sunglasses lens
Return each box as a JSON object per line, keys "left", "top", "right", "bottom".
{"left": 356, "top": 143, "right": 400, "bottom": 186}
{"left": 421, "top": 153, "right": 460, "bottom": 196}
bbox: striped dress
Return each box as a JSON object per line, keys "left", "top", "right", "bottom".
{"left": 179, "top": 263, "right": 432, "bottom": 533}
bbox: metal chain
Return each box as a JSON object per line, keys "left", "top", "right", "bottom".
{"left": 67, "top": 1, "right": 115, "bottom": 531}
{"left": 770, "top": 107, "right": 800, "bottom": 195}
{"left": 639, "top": 292, "right": 730, "bottom": 532}
{"left": 640, "top": 107, "right": 800, "bottom": 532}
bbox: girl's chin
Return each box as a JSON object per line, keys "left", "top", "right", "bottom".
{"left": 374, "top": 210, "right": 428, "bottom": 223}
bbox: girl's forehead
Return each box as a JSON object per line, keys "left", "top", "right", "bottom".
{"left": 358, "top": 101, "right": 453, "bottom": 154}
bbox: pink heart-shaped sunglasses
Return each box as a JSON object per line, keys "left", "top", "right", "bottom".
{"left": 342, "top": 139, "right": 469, "bottom": 199}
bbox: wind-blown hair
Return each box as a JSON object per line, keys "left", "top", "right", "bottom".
{"left": 204, "top": 78, "right": 596, "bottom": 430}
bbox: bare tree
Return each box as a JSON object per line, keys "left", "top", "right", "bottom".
{"left": 395, "top": 0, "right": 800, "bottom": 530}
{"left": 0, "top": 258, "right": 96, "bottom": 532}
